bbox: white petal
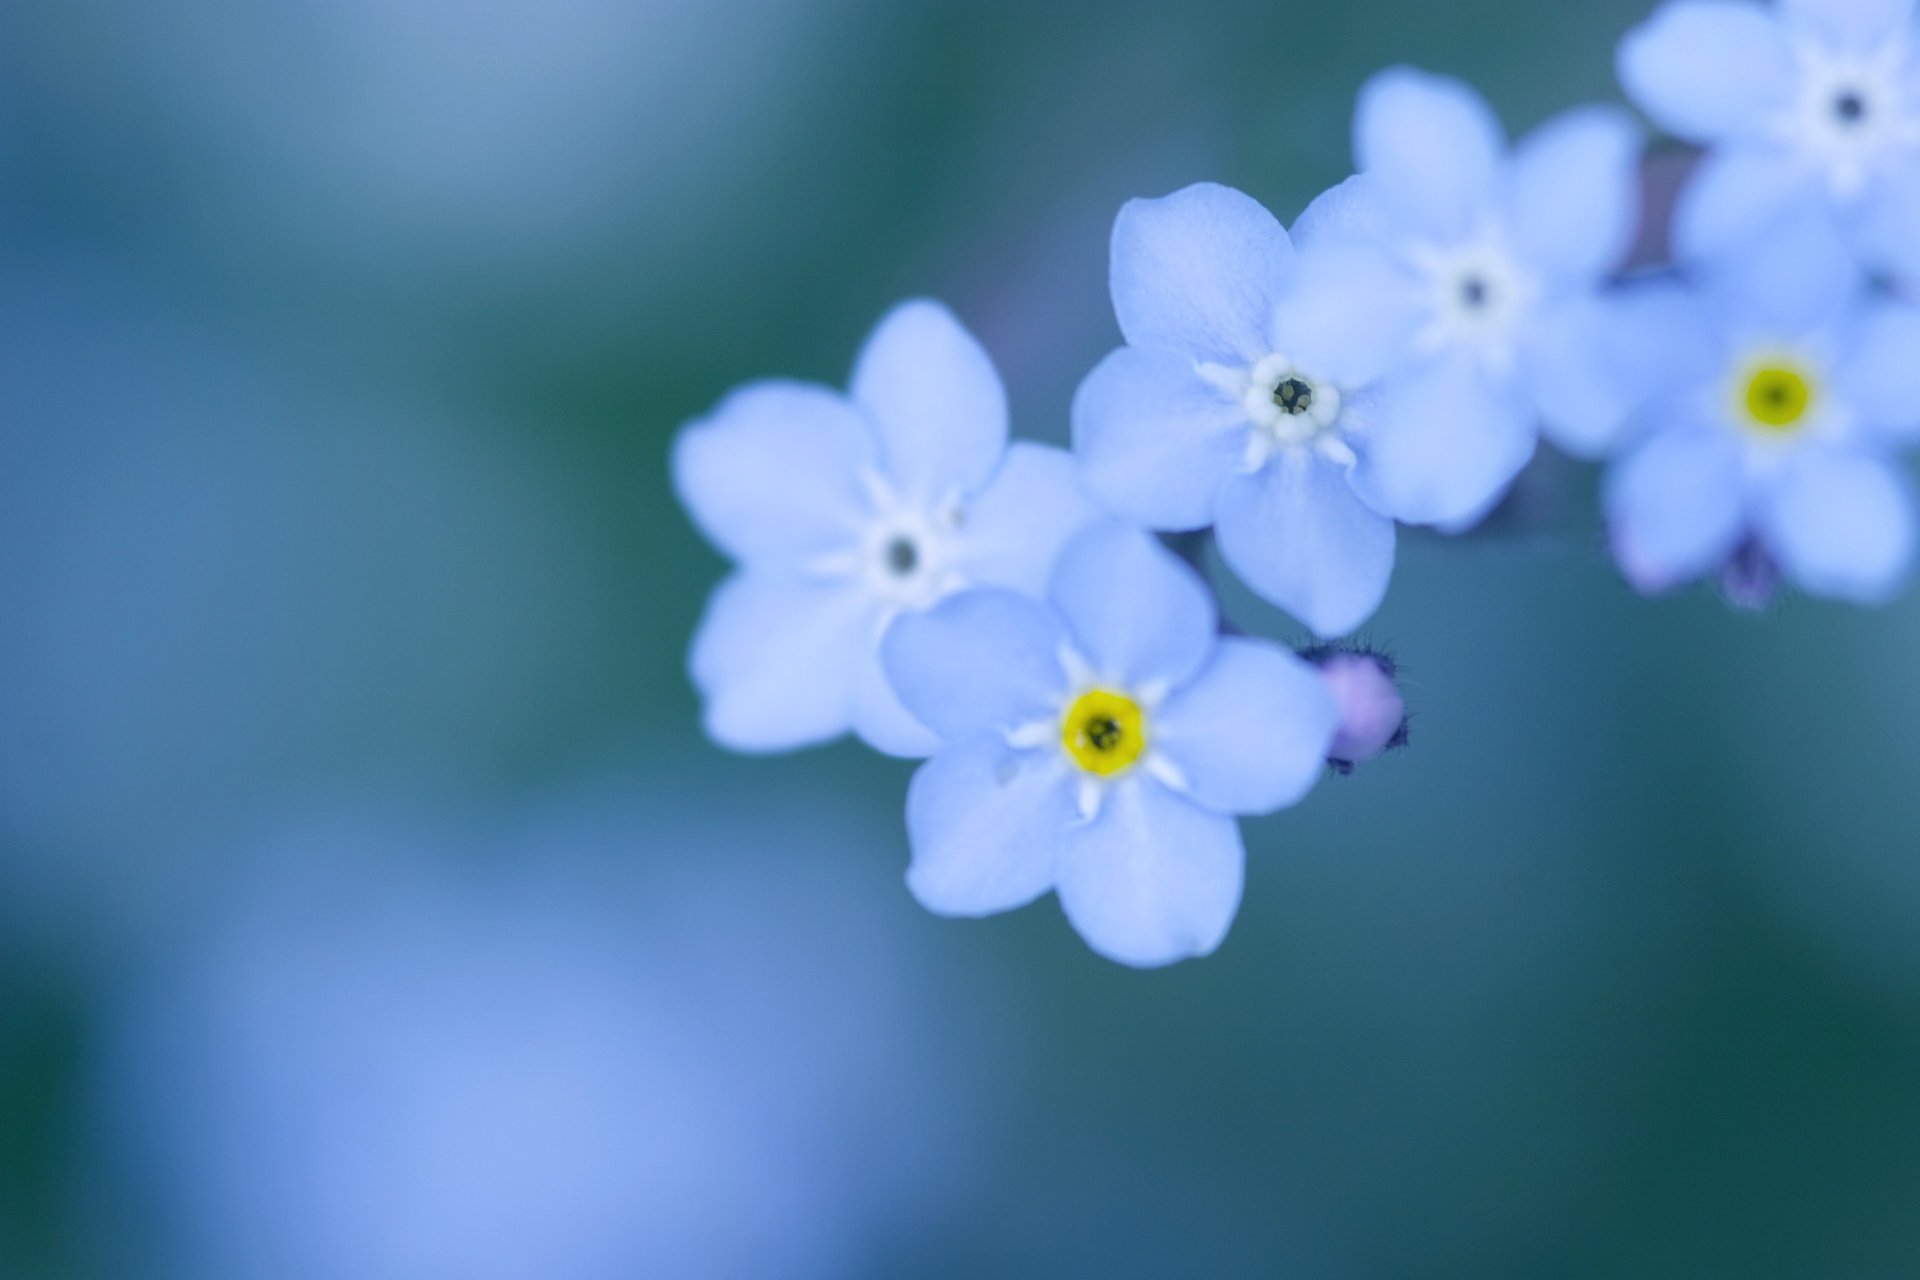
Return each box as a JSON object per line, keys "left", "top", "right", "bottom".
{"left": 1054, "top": 777, "right": 1244, "bottom": 968}
{"left": 1835, "top": 300, "right": 1920, "bottom": 443}
{"left": 1048, "top": 523, "right": 1216, "bottom": 691}
{"left": 672, "top": 381, "right": 874, "bottom": 568}
{"left": 1355, "top": 67, "right": 1506, "bottom": 242}
{"left": 1617, "top": 1, "right": 1796, "bottom": 142}
{"left": 1213, "top": 453, "right": 1397, "bottom": 639}
{"left": 1349, "top": 354, "right": 1537, "bottom": 528}
{"left": 850, "top": 299, "right": 1009, "bottom": 502}
{"left": 1603, "top": 428, "right": 1747, "bottom": 593}
{"left": 1070, "top": 346, "right": 1247, "bottom": 531}
{"left": 881, "top": 589, "right": 1070, "bottom": 742}
{"left": 1760, "top": 448, "right": 1915, "bottom": 602}
{"left": 1505, "top": 105, "right": 1643, "bottom": 285}
{"left": 1109, "top": 183, "right": 1295, "bottom": 365}
{"left": 905, "top": 734, "right": 1073, "bottom": 917}
{"left": 689, "top": 572, "right": 873, "bottom": 752}
{"left": 1153, "top": 638, "right": 1340, "bottom": 816}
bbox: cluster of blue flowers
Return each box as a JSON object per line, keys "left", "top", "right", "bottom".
{"left": 675, "top": 0, "right": 1920, "bottom": 968}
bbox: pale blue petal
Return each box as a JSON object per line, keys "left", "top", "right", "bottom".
{"left": 689, "top": 572, "right": 873, "bottom": 752}
{"left": 881, "top": 589, "right": 1070, "bottom": 742}
{"left": 1288, "top": 174, "right": 1393, "bottom": 252}
{"left": 1782, "top": 0, "right": 1915, "bottom": 49}
{"left": 1603, "top": 428, "right": 1746, "bottom": 592}
{"left": 1835, "top": 300, "right": 1920, "bottom": 443}
{"left": 1851, "top": 166, "right": 1920, "bottom": 280}
{"left": 1760, "top": 448, "right": 1915, "bottom": 602}
{"left": 1523, "top": 285, "right": 1719, "bottom": 458}
{"left": 850, "top": 299, "right": 1008, "bottom": 502}
{"left": 959, "top": 442, "right": 1104, "bottom": 596}
{"left": 1070, "top": 346, "right": 1247, "bottom": 530}
{"left": 905, "top": 734, "right": 1073, "bottom": 917}
{"left": 1153, "top": 638, "right": 1340, "bottom": 816}
{"left": 1109, "top": 183, "right": 1295, "bottom": 365}
{"left": 1213, "top": 453, "right": 1397, "bottom": 639}
{"left": 852, "top": 637, "right": 941, "bottom": 758}
{"left": 1505, "top": 105, "right": 1642, "bottom": 285}
{"left": 673, "top": 381, "right": 874, "bottom": 568}
{"left": 1268, "top": 243, "right": 1421, "bottom": 387}
{"left": 1054, "top": 777, "right": 1244, "bottom": 968}
{"left": 1701, "top": 205, "right": 1860, "bottom": 335}
{"left": 1048, "top": 523, "right": 1216, "bottom": 690}
{"left": 1355, "top": 67, "right": 1506, "bottom": 242}
{"left": 1673, "top": 143, "right": 1823, "bottom": 264}
{"left": 1617, "top": 1, "right": 1796, "bottom": 142}
{"left": 1349, "top": 354, "right": 1537, "bottom": 528}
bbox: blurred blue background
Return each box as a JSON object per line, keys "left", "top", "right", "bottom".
{"left": 4, "top": 1, "right": 1920, "bottom": 1276}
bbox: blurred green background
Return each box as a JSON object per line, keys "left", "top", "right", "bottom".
{"left": 4, "top": 1, "right": 1920, "bottom": 1276}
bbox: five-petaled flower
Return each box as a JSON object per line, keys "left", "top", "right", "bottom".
{"left": 675, "top": 300, "right": 1099, "bottom": 756}
{"left": 1620, "top": 0, "right": 1920, "bottom": 277}
{"left": 880, "top": 523, "right": 1340, "bottom": 968}
{"left": 1604, "top": 214, "right": 1920, "bottom": 601}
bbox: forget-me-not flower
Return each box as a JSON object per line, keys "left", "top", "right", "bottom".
{"left": 1281, "top": 69, "right": 1644, "bottom": 524}
{"left": 1604, "top": 214, "right": 1920, "bottom": 601}
{"left": 1619, "top": 0, "right": 1920, "bottom": 276}
{"left": 1071, "top": 182, "right": 1400, "bottom": 638}
{"left": 880, "top": 522, "right": 1340, "bottom": 967}
{"left": 675, "top": 300, "right": 1099, "bottom": 756}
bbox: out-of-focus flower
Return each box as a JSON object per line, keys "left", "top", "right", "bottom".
{"left": 1072, "top": 183, "right": 1398, "bottom": 638}
{"left": 1619, "top": 0, "right": 1920, "bottom": 276}
{"left": 675, "top": 300, "right": 1099, "bottom": 757}
{"left": 1603, "top": 214, "right": 1920, "bottom": 602}
{"left": 880, "top": 523, "right": 1338, "bottom": 968}
{"left": 1304, "top": 646, "right": 1410, "bottom": 773}
{"left": 1285, "top": 70, "right": 1643, "bottom": 526}
{"left": 95, "top": 788, "right": 995, "bottom": 1280}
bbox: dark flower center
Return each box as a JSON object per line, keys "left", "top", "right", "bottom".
{"left": 1834, "top": 90, "right": 1867, "bottom": 124}
{"left": 1272, "top": 376, "right": 1314, "bottom": 416}
{"left": 1459, "top": 275, "right": 1490, "bottom": 309}
{"left": 1082, "top": 715, "right": 1123, "bottom": 753}
{"left": 885, "top": 536, "right": 919, "bottom": 576}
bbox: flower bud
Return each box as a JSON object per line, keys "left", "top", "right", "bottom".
{"left": 1302, "top": 646, "right": 1409, "bottom": 774}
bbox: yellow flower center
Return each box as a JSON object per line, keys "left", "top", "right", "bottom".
{"left": 1742, "top": 363, "right": 1815, "bottom": 433}
{"left": 1061, "top": 688, "right": 1147, "bottom": 777}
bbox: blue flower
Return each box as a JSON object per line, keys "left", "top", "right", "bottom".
{"left": 1603, "top": 213, "right": 1920, "bottom": 601}
{"left": 675, "top": 300, "right": 1100, "bottom": 756}
{"left": 880, "top": 523, "right": 1340, "bottom": 967}
{"left": 1071, "top": 182, "right": 1400, "bottom": 638}
{"left": 1286, "top": 70, "right": 1644, "bottom": 523}
{"left": 1619, "top": 0, "right": 1920, "bottom": 277}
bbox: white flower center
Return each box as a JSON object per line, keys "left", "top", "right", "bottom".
{"left": 804, "top": 467, "right": 966, "bottom": 613}
{"left": 1777, "top": 36, "right": 1920, "bottom": 196}
{"left": 1407, "top": 235, "right": 1536, "bottom": 373}
{"left": 1199, "top": 353, "right": 1355, "bottom": 474}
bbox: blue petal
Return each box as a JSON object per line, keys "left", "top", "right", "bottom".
{"left": 673, "top": 381, "right": 874, "bottom": 568}
{"left": 1355, "top": 67, "right": 1505, "bottom": 242}
{"left": 1505, "top": 105, "right": 1642, "bottom": 286}
{"left": 1109, "top": 183, "right": 1295, "bottom": 366}
{"left": 852, "top": 635, "right": 942, "bottom": 758}
{"left": 1835, "top": 300, "right": 1920, "bottom": 443}
{"left": 1673, "top": 143, "right": 1823, "bottom": 264}
{"left": 1852, "top": 165, "right": 1920, "bottom": 280}
{"left": 1213, "top": 453, "right": 1396, "bottom": 639}
{"left": 1523, "top": 284, "right": 1719, "bottom": 458}
{"left": 1349, "top": 353, "right": 1537, "bottom": 528}
{"left": 1048, "top": 523, "right": 1216, "bottom": 691}
{"left": 1760, "top": 448, "right": 1915, "bottom": 603}
{"left": 959, "top": 442, "right": 1104, "bottom": 597}
{"left": 882, "top": 589, "right": 1070, "bottom": 742}
{"left": 905, "top": 733, "right": 1073, "bottom": 917}
{"left": 1153, "top": 638, "right": 1340, "bottom": 816}
{"left": 1701, "top": 205, "right": 1861, "bottom": 336}
{"left": 1288, "top": 174, "right": 1393, "bottom": 252}
{"left": 1617, "top": 1, "right": 1795, "bottom": 142}
{"left": 1054, "top": 777, "right": 1244, "bottom": 968}
{"left": 689, "top": 572, "right": 874, "bottom": 752}
{"left": 850, "top": 299, "right": 1008, "bottom": 503}
{"left": 1782, "top": 0, "right": 1915, "bottom": 49}
{"left": 1269, "top": 243, "right": 1420, "bottom": 387}
{"left": 1604, "top": 427, "right": 1746, "bottom": 593}
{"left": 1070, "top": 346, "right": 1247, "bottom": 530}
